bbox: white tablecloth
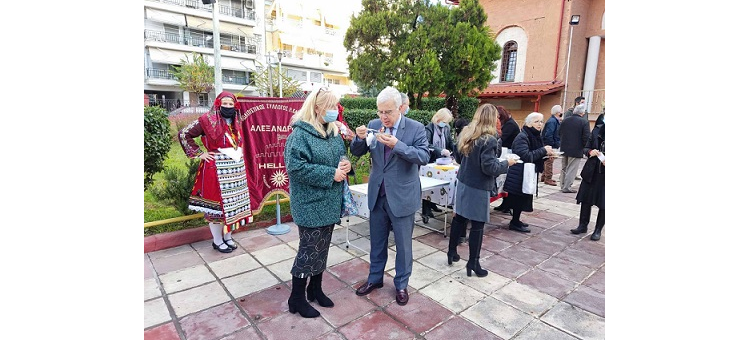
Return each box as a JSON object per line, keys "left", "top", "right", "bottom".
{"left": 348, "top": 176, "right": 451, "bottom": 219}
{"left": 419, "top": 162, "right": 508, "bottom": 205}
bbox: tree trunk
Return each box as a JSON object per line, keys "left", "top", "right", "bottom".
{"left": 446, "top": 95, "right": 458, "bottom": 119}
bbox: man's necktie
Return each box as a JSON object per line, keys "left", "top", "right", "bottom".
{"left": 379, "top": 127, "right": 392, "bottom": 197}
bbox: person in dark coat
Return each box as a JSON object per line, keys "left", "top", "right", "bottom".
{"left": 558, "top": 104, "right": 591, "bottom": 193}
{"left": 540, "top": 105, "right": 563, "bottom": 185}
{"left": 501, "top": 112, "right": 554, "bottom": 232}
{"left": 493, "top": 106, "right": 521, "bottom": 214}
{"left": 570, "top": 113, "right": 605, "bottom": 240}
{"left": 448, "top": 104, "right": 517, "bottom": 276}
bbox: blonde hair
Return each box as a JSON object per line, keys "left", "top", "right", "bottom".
{"left": 431, "top": 108, "right": 453, "bottom": 124}
{"left": 290, "top": 88, "right": 340, "bottom": 137}
{"left": 457, "top": 104, "right": 498, "bottom": 156}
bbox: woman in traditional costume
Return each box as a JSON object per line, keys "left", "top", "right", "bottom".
{"left": 178, "top": 92, "right": 253, "bottom": 253}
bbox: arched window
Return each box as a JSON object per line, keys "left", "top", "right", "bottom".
{"left": 500, "top": 41, "right": 518, "bottom": 82}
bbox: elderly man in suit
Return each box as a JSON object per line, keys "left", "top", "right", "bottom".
{"left": 558, "top": 104, "right": 591, "bottom": 193}
{"left": 350, "top": 86, "right": 430, "bottom": 306}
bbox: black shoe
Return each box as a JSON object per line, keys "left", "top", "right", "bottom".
{"left": 430, "top": 203, "right": 443, "bottom": 213}
{"left": 509, "top": 222, "right": 530, "bottom": 233}
{"left": 466, "top": 259, "right": 488, "bottom": 277}
{"left": 222, "top": 238, "right": 238, "bottom": 250}
{"left": 212, "top": 242, "right": 233, "bottom": 253}
{"left": 570, "top": 225, "right": 588, "bottom": 234}
{"left": 590, "top": 226, "right": 603, "bottom": 241}
{"left": 355, "top": 281, "right": 384, "bottom": 296}
{"left": 306, "top": 274, "right": 334, "bottom": 307}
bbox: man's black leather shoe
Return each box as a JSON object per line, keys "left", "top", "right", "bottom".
{"left": 395, "top": 289, "right": 409, "bottom": 305}
{"left": 355, "top": 282, "right": 384, "bottom": 296}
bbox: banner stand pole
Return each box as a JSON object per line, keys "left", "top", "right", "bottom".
{"left": 266, "top": 194, "right": 290, "bottom": 235}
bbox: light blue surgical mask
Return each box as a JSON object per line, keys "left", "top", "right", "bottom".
{"left": 437, "top": 122, "right": 447, "bottom": 128}
{"left": 404, "top": 108, "right": 409, "bottom": 116}
{"left": 323, "top": 109, "right": 338, "bottom": 123}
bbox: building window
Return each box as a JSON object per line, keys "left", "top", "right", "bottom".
{"left": 500, "top": 41, "right": 517, "bottom": 82}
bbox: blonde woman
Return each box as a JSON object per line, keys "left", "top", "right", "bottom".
{"left": 284, "top": 87, "right": 351, "bottom": 318}
{"left": 448, "top": 104, "right": 517, "bottom": 277}
{"left": 422, "top": 108, "right": 455, "bottom": 221}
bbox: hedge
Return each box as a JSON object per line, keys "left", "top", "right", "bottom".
{"left": 340, "top": 96, "right": 479, "bottom": 124}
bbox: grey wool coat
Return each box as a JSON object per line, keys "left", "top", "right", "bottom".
{"left": 284, "top": 120, "right": 346, "bottom": 228}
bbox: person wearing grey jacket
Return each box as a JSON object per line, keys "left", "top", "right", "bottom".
{"left": 558, "top": 104, "right": 591, "bottom": 193}
{"left": 284, "top": 87, "right": 351, "bottom": 318}
{"left": 448, "top": 104, "right": 517, "bottom": 277}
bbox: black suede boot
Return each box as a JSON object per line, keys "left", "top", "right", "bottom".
{"left": 306, "top": 273, "right": 334, "bottom": 307}
{"left": 288, "top": 277, "right": 320, "bottom": 318}
{"left": 447, "top": 215, "right": 465, "bottom": 265}
{"left": 571, "top": 203, "right": 591, "bottom": 234}
{"left": 590, "top": 208, "right": 604, "bottom": 241}
{"left": 465, "top": 224, "right": 488, "bottom": 277}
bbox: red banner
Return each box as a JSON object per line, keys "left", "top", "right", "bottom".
{"left": 237, "top": 97, "right": 305, "bottom": 214}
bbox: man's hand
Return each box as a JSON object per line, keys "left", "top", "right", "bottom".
{"left": 376, "top": 133, "right": 398, "bottom": 148}
{"left": 355, "top": 125, "right": 367, "bottom": 139}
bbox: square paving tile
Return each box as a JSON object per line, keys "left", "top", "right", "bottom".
{"left": 449, "top": 270, "right": 511, "bottom": 295}
{"left": 250, "top": 244, "right": 297, "bottom": 266}
{"left": 417, "top": 251, "right": 465, "bottom": 276}
{"left": 265, "top": 258, "right": 295, "bottom": 283}
{"left": 419, "top": 277, "right": 486, "bottom": 313}
{"left": 338, "top": 310, "right": 415, "bottom": 340}
{"left": 193, "top": 239, "right": 247, "bottom": 263}
{"left": 481, "top": 254, "right": 532, "bottom": 279}
{"left": 498, "top": 245, "right": 550, "bottom": 267}
{"left": 412, "top": 225, "right": 434, "bottom": 237}
{"left": 347, "top": 222, "right": 371, "bottom": 237}
{"left": 208, "top": 254, "right": 262, "bottom": 278}
{"left": 517, "top": 237, "right": 569, "bottom": 256}
{"left": 485, "top": 227, "right": 532, "bottom": 243}
{"left": 516, "top": 269, "right": 577, "bottom": 299}
{"left": 219, "top": 327, "right": 263, "bottom": 340}
{"left": 149, "top": 245, "right": 195, "bottom": 259}
{"left": 145, "top": 257, "right": 155, "bottom": 280}
{"left": 406, "top": 240, "right": 440, "bottom": 260}
{"left": 318, "top": 288, "right": 378, "bottom": 327}
{"left": 345, "top": 237, "right": 372, "bottom": 255}
{"left": 236, "top": 283, "right": 291, "bottom": 323}
{"left": 481, "top": 236, "right": 513, "bottom": 255}
{"left": 541, "top": 302, "right": 605, "bottom": 340}
{"left": 538, "top": 257, "right": 595, "bottom": 283}
{"left": 331, "top": 227, "right": 354, "bottom": 246}
{"left": 569, "top": 239, "right": 605, "bottom": 257}
{"left": 583, "top": 270, "right": 605, "bottom": 293}
{"left": 144, "top": 322, "right": 180, "bottom": 340}
{"left": 514, "top": 319, "right": 579, "bottom": 340}
{"left": 221, "top": 267, "right": 280, "bottom": 298}
{"left": 237, "top": 232, "right": 283, "bottom": 252}
{"left": 145, "top": 277, "right": 161, "bottom": 301}
{"left": 320, "top": 270, "right": 348, "bottom": 294}
{"left": 415, "top": 232, "right": 450, "bottom": 250}
{"left": 384, "top": 292, "right": 453, "bottom": 334}
{"left": 151, "top": 250, "right": 205, "bottom": 275}
{"left": 144, "top": 297, "right": 172, "bottom": 329}
{"left": 555, "top": 246, "right": 606, "bottom": 269}
{"left": 314, "top": 331, "right": 347, "bottom": 340}
{"left": 389, "top": 261, "right": 443, "bottom": 291}
{"left": 167, "top": 282, "right": 231, "bottom": 318}
{"left": 461, "top": 296, "right": 534, "bottom": 339}
{"left": 491, "top": 281, "right": 558, "bottom": 316}
{"left": 160, "top": 265, "right": 216, "bottom": 294}
{"left": 564, "top": 284, "right": 605, "bottom": 317}
{"left": 274, "top": 224, "right": 301, "bottom": 243}
{"left": 256, "top": 307, "right": 334, "bottom": 340}
{"left": 424, "top": 316, "right": 501, "bottom": 340}
{"left": 179, "top": 302, "right": 250, "bottom": 340}
{"left": 326, "top": 245, "right": 356, "bottom": 266}
{"left": 359, "top": 248, "right": 397, "bottom": 272}
{"left": 328, "top": 258, "right": 371, "bottom": 285}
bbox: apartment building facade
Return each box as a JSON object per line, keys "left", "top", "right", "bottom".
{"left": 143, "top": 0, "right": 359, "bottom": 113}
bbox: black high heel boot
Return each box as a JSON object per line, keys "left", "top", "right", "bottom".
{"left": 288, "top": 277, "right": 320, "bottom": 318}
{"left": 465, "top": 226, "right": 488, "bottom": 277}
{"left": 590, "top": 208, "right": 605, "bottom": 241}
{"left": 306, "top": 273, "right": 334, "bottom": 307}
{"left": 447, "top": 215, "right": 465, "bottom": 265}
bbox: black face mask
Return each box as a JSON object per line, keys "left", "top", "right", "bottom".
{"left": 220, "top": 106, "right": 236, "bottom": 118}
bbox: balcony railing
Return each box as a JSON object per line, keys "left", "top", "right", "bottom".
{"left": 145, "top": 29, "right": 258, "bottom": 55}
{"left": 147, "top": 0, "right": 256, "bottom": 21}
{"left": 146, "top": 68, "right": 177, "bottom": 80}
{"left": 222, "top": 75, "right": 254, "bottom": 85}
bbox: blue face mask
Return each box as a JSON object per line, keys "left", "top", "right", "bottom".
{"left": 437, "top": 122, "right": 447, "bottom": 128}
{"left": 323, "top": 109, "right": 338, "bottom": 123}
{"left": 404, "top": 108, "right": 409, "bottom": 116}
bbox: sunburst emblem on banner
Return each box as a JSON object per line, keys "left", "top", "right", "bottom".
{"left": 271, "top": 170, "right": 288, "bottom": 187}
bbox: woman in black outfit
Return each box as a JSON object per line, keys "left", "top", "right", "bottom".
{"left": 494, "top": 106, "right": 521, "bottom": 214}
{"left": 570, "top": 112, "right": 605, "bottom": 240}
{"left": 501, "top": 112, "right": 554, "bottom": 232}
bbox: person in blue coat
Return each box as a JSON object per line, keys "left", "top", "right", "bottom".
{"left": 284, "top": 87, "right": 351, "bottom": 318}
{"left": 540, "top": 105, "right": 563, "bottom": 185}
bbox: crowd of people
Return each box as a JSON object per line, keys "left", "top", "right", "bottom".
{"left": 177, "top": 88, "right": 604, "bottom": 319}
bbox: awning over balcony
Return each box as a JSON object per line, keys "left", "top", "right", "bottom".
{"left": 146, "top": 8, "right": 187, "bottom": 26}
{"left": 148, "top": 47, "right": 193, "bottom": 65}
{"left": 185, "top": 15, "right": 253, "bottom": 36}
{"left": 214, "top": 56, "right": 255, "bottom": 71}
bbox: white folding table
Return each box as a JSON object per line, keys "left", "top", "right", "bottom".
{"left": 343, "top": 176, "right": 451, "bottom": 254}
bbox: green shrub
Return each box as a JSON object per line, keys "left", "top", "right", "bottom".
{"left": 145, "top": 106, "right": 172, "bottom": 190}
{"left": 457, "top": 97, "right": 480, "bottom": 121}
{"left": 152, "top": 159, "right": 200, "bottom": 215}
{"left": 340, "top": 97, "right": 377, "bottom": 110}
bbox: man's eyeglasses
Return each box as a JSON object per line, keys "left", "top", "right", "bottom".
{"left": 377, "top": 109, "right": 396, "bottom": 116}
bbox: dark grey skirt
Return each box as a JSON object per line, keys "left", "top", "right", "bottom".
{"left": 454, "top": 180, "right": 490, "bottom": 222}
{"left": 290, "top": 224, "right": 334, "bottom": 278}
